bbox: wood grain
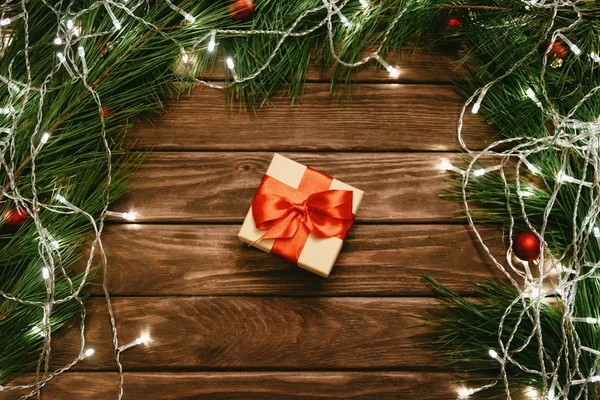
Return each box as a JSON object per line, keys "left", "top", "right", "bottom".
{"left": 84, "top": 224, "right": 504, "bottom": 296}
{"left": 129, "top": 84, "right": 494, "bottom": 151}
{"left": 50, "top": 297, "right": 439, "bottom": 370}
{"left": 1, "top": 371, "right": 504, "bottom": 400}
{"left": 113, "top": 152, "right": 468, "bottom": 223}
{"left": 182, "top": 48, "right": 461, "bottom": 84}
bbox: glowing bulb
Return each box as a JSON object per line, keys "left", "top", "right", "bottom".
{"left": 591, "top": 52, "right": 600, "bottom": 63}
{"left": 570, "top": 44, "right": 581, "bottom": 55}
{"left": 359, "top": 0, "right": 369, "bottom": 8}
{"left": 0, "top": 18, "right": 11, "bottom": 26}
{"left": 83, "top": 348, "right": 95, "bottom": 358}
{"left": 458, "top": 387, "right": 474, "bottom": 398}
{"left": 472, "top": 101, "right": 481, "bottom": 114}
{"left": 40, "top": 132, "right": 50, "bottom": 144}
{"left": 226, "top": 57, "right": 235, "bottom": 70}
{"left": 31, "top": 326, "right": 46, "bottom": 337}
{"left": 473, "top": 168, "right": 486, "bottom": 177}
{"left": 518, "top": 189, "right": 535, "bottom": 198}
{"left": 51, "top": 240, "right": 59, "bottom": 249}
{"left": 181, "top": 52, "right": 189, "bottom": 63}
{"left": 386, "top": 66, "right": 400, "bottom": 78}
{"left": 439, "top": 159, "right": 453, "bottom": 171}
{"left": 594, "top": 227, "right": 600, "bottom": 238}
{"left": 123, "top": 212, "right": 137, "bottom": 221}
{"left": 586, "top": 317, "right": 598, "bottom": 324}
{"left": 488, "top": 349, "right": 502, "bottom": 362}
{"left": 42, "top": 268, "right": 50, "bottom": 280}
{"left": 525, "top": 387, "right": 539, "bottom": 399}
{"left": 135, "top": 333, "right": 150, "bottom": 345}
{"left": 208, "top": 31, "right": 216, "bottom": 52}
{"left": 53, "top": 37, "right": 62, "bottom": 45}
{"left": 340, "top": 15, "right": 350, "bottom": 26}
{"left": 526, "top": 88, "right": 537, "bottom": 101}
{"left": 66, "top": 19, "right": 74, "bottom": 30}
{"left": 183, "top": 12, "right": 195, "bottom": 23}
{"left": 527, "top": 164, "right": 540, "bottom": 175}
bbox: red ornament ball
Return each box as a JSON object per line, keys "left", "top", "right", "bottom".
{"left": 102, "top": 107, "right": 111, "bottom": 116}
{"left": 229, "top": 0, "right": 254, "bottom": 21}
{"left": 3, "top": 208, "right": 28, "bottom": 227}
{"left": 447, "top": 17, "right": 462, "bottom": 28}
{"left": 513, "top": 232, "right": 541, "bottom": 262}
{"left": 539, "top": 41, "right": 568, "bottom": 60}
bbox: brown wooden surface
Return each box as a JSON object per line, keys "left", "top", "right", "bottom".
{"left": 86, "top": 224, "right": 504, "bottom": 296}
{"left": 1, "top": 49, "right": 509, "bottom": 399}
{"left": 116, "top": 152, "right": 469, "bottom": 223}
{"left": 2, "top": 372, "right": 474, "bottom": 399}
{"left": 130, "top": 84, "right": 494, "bottom": 151}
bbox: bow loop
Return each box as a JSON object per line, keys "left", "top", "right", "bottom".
{"left": 252, "top": 189, "right": 355, "bottom": 242}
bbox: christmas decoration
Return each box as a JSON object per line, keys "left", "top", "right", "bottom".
{"left": 238, "top": 154, "right": 362, "bottom": 277}
{"left": 228, "top": 0, "right": 255, "bottom": 21}
{"left": 538, "top": 40, "right": 569, "bottom": 68}
{"left": 512, "top": 232, "right": 541, "bottom": 262}
{"left": 0, "top": 0, "right": 599, "bottom": 399}
{"left": 446, "top": 16, "right": 462, "bottom": 28}
{"left": 2, "top": 208, "right": 28, "bottom": 227}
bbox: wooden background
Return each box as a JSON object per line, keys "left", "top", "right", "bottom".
{"left": 3, "top": 49, "right": 511, "bottom": 399}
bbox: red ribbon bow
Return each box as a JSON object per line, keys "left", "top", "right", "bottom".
{"left": 252, "top": 190, "right": 355, "bottom": 241}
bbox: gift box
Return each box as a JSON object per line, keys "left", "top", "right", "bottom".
{"left": 238, "top": 153, "right": 364, "bottom": 277}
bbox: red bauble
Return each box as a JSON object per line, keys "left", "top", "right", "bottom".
{"left": 539, "top": 41, "right": 568, "bottom": 59}
{"left": 513, "top": 232, "right": 541, "bottom": 262}
{"left": 229, "top": 0, "right": 254, "bottom": 21}
{"left": 3, "top": 208, "right": 28, "bottom": 227}
{"left": 447, "top": 17, "right": 462, "bottom": 28}
{"left": 102, "top": 107, "right": 111, "bottom": 116}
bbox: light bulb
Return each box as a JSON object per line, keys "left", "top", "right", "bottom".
{"left": 473, "top": 168, "right": 486, "bottom": 176}
{"left": 183, "top": 12, "right": 195, "bottom": 23}
{"left": 593, "top": 227, "right": 600, "bottom": 238}
{"left": 226, "top": 57, "right": 235, "bottom": 69}
{"left": 359, "top": 0, "right": 369, "bottom": 8}
{"left": 66, "top": 19, "right": 74, "bottom": 30}
{"left": 208, "top": 31, "right": 216, "bottom": 52}
{"left": 386, "top": 66, "right": 400, "bottom": 78}
{"left": 40, "top": 132, "right": 50, "bottom": 144}
{"left": 181, "top": 52, "right": 189, "bottom": 63}
{"left": 42, "top": 268, "right": 50, "bottom": 280}
{"left": 83, "top": 348, "right": 95, "bottom": 358}
{"left": 439, "top": 159, "right": 453, "bottom": 171}
{"left": 0, "top": 18, "right": 11, "bottom": 26}
{"left": 53, "top": 37, "right": 63, "bottom": 45}
{"left": 458, "top": 387, "right": 474, "bottom": 398}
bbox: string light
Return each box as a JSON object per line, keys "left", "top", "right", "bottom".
{"left": 571, "top": 317, "right": 598, "bottom": 324}
{"left": 56, "top": 52, "right": 74, "bottom": 77}
{"left": 557, "top": 33, "right": 581, "bottom": 56}
{"left": 66, "top": 19, "right": 74, "bottom": 30}
{"left": 457, "top": 387, "right": 475, "bottom": 398}
{"left": 376, "top": 58, "right": 400, "bottom": 78}
{"left": 40, "top": 132, "right": 50, "bottom": 144}
{"left": 591, "top": 52, "right": 600, "bottom": 63}
{"left": 0, "top": 18, "right": 10, "bottom": 26}
{"left": 78, "top": 46, "right": 89, "bottom": 76}
{"left": 42, "top": 268, "right": 50, "bottom": 280}
{"left": 106, "top": 210, "right": 137, "bottom": 221}
{"left": 104, "top": 3, "right": 122, "bottom": 30}
{"left": 359, "top": 0, "right": 369, "bottom": 8}
{"left": 31, "top": 326, "right": 46, "bottom": 337}
{"left": 525, "top": 387, "right": 540, "bottom": 400}
{"left": 117, "top": 332, "right": 151, "bottom": 352}
{"left": 207, "top": 30, "right": 216, "bottom": 52}
{"left": 488, "top": 349, "right": 502, "bottom": 363}
{"left": 81, "top": 348, "right": 95, "bottom": 359}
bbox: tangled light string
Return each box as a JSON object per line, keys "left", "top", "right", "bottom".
{"left": 442, "top": 0, "right": 600, "bottom": 399}
{"left": 0, "top": 0, "right": 403, "bottom": 398}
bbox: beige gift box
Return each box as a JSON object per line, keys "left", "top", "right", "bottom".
{"left": 238, "top": 153, "right": 364, "bottom": 277}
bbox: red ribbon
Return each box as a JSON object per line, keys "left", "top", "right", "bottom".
{"left": 251, "top": 168, "right": 355, "bottom": 262}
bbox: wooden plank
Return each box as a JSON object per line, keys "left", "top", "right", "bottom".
{"left": 50, "top": 297, "right": 440, "bottom": 370}
{"left": 129, "top": 84, "right": 494, "bottom": 151}
{"left": 1, "top": 371, "right": 511, "bottom": 400}
{"left": 87, "top": 224, "right": 504, "bottom": 296}
{"left": 183, "top": 48, "right": 460, "bottom": 83}
{"left": 113, "top": 152, "right": 468, "bottom": 223}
